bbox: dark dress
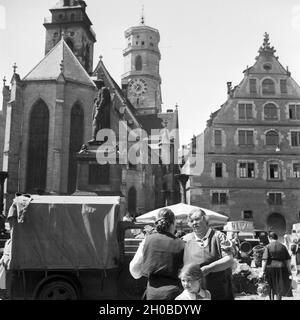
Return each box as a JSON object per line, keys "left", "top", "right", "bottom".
{"left": 142, "top": 231, "right": 185, "bottom": 300}
{"left": 262, "top": 241, "right": 291, "bottom": 296}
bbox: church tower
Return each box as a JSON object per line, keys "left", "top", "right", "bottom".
{"left": 121, "top": 15, "right": 162, "bottom": 114}
{"left": 43, "top": 0, "right": 96, "bottom": 74}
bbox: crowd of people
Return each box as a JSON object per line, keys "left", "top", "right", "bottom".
{"left": 129, "top": 207, "right": 299, "bottom": 300}
{"left": 129, "top": 207, "right": 235, "bottom": 300}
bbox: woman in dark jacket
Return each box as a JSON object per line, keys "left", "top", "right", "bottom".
{"left": 261, "top": 232, "right": 292, "bottom": 300}
{"left": 129, "top": 208, "right": 185, "bottom": 300}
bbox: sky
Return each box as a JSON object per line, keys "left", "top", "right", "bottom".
{"left": 1, "top": 0, "right": 300, "bottom": 145}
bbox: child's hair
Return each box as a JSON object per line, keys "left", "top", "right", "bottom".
{"left": 178, "top": 263, "right": 206, "bottom": 289}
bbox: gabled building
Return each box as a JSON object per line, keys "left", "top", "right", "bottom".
{"left": 184, "top": 33, "right": 300, "bottom": 235}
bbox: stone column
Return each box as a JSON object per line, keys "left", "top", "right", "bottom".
{"left": 175, "top": 174, "right": 190, "bottom": 204}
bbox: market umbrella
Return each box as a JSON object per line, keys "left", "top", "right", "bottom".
{"left": 136, "top": 203, "right": 229, "bottom": 227}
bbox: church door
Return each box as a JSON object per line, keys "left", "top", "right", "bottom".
{"left": 26, "top": 100, "right": 49, "bottom": 193}
{"left": 68, "top": 103, "right": 84, "bottom": 194}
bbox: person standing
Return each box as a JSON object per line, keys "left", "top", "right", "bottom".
{"left": 261, "top": 231, "right": 292, "bottom": 300}
{"left": 182, "top": 208, "right": 234, "bottom": 300}
{"left": 290, "top": 238, "right": 300, "bottom": 277}
{"left": 129, "top": 208, "right": 185, "bottom": 300}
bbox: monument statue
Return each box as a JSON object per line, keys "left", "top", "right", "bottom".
{"left": 89, "top": 79, "right": 111, "bottom": 143}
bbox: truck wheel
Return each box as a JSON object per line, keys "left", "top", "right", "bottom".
{"left": 37, "top": 280, "right": 79, "bottom": 300}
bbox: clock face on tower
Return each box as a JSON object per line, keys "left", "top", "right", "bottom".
{"left": 128, "top": 78, "right": 148, "bottom": 97}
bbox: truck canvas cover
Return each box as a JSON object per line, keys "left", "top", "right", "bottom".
{"left": 8, "top": 196, "right": 122, "bottom": 270}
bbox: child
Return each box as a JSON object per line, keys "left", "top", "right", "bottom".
{"left": 175, "top": 263, "right": 211, "bottom": 300}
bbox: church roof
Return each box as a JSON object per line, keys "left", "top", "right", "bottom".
{"left": 93, "top": 58, "right": 141, "bottom": 127}
{"left": 23, "top": 39, "right": 95, "bottom": 87}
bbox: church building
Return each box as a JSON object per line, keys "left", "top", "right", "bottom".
{"left": 0, "top": 0, "right": 180, "bottom": 216}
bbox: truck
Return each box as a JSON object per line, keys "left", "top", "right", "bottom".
{"left": 4, "top": 195, "right": 147, "bottom": 300}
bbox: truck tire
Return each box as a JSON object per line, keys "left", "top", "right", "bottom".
{"left": 36, "top": 279, "right": 79, "bottom": 300}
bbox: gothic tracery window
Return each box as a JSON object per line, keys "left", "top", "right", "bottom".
{"left": 26, "top": 100, "right": 49, "bottom": 193}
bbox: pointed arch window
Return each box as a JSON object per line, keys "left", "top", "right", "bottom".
{"left": 135, "top": 55, "right": 142, "bottom": 71}
{"left": 262, "top": 79, "right": 275, "bottom": 95}
{"left": 266, "top": 130, "right": 279, "bottom": 146}
{"left": 68, "top": 103, "right": 84, "bottom": 193}
{"left": 26, "top": 100, "right": 49, "bottom": 193}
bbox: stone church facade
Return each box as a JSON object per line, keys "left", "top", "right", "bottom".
{"left": 0, "top": 0, "right": 180, "bottom": 216}
{"left": 183, "top": 33, "right": 300, "bottom": 235}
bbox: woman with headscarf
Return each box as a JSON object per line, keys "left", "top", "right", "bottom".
{"left": 261, "top": 231, "right": 292, "bottom": 300}
{"left": 129, "top": 208, "right": 185, "bottom": 300}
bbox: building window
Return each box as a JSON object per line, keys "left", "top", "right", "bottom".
{"left": 214, "top": 130, "right": 222, "bottom": 146}
{"left": 264, "top": 103, "right": 278, "bottom": 120}
{"left": 135, "top": 55, "right": 142, "bottom": 71}
{"left": 212, "top": 192, "right": 227, "bottom": 204}
{"left": 141, "top": 41, "right": 145, "bottom": 45}
{"left": 293, "top": 163, "right": 300, "bottom": 177}
{"left": 238, "top": 130, "right": 254, "bottom": 146}
{"left": 289, "top": 104, "right": 300, "bottom": 120}
{"left": 88, "top": 164, "right": 110, "bottom": 185}
{"left": 268, "top": 193, "right": 282, "bottom": 205}
{"left": 268, "top": 163, "right": 280, "bottom": 179}
{"left": 262, "top": 79, "right": 275, "bottom": 95}
{"left": 239, "top": 162, "right": 255, "bottom": 178}
{"left": 265, "top": 130, "right": 279, "bottom": 146}
{"left": 280, "top": 79, "right": 287, "bottom": 94}
{"left": 238, "top": 103, "right": 253, "bottom": 120}
{"left": 249, "top": 79, "right": 257, "bottom": 94}
{"left": 291, "top": 131, "right": 300, "bottom": 146}
{"left": 215, "top": 162, "right": 223, "bottom": 178}
{"left": 242, "top": 210, "right": 253, "bottom": 220}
